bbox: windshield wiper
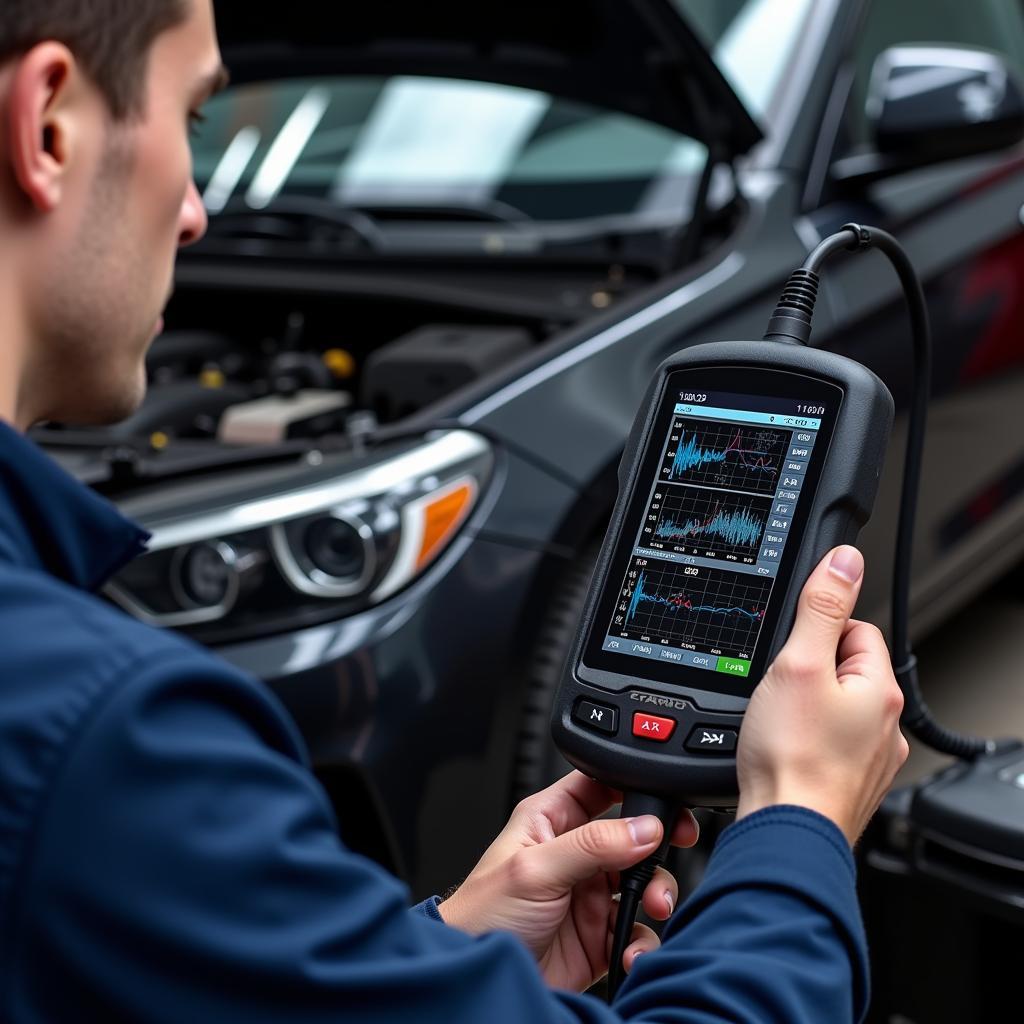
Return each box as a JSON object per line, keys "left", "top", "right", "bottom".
{"left": 203, "top": 197, "right": 386, "bottom": 251}
{"left": 199, "top": 194, "right": 677, "bottom": 271}
{"left": 205, "top": 193, "right": 535, "bottom": 239}
{"left": 344, "top": 196, "right": 532, "bottom": 224}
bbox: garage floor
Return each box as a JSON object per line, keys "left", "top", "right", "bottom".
{"left": 898, "top": 569, "right": 1024, "bottom": 784}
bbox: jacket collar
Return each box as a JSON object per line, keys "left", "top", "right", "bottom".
{"left": 0, "top": 420, "right": 149, "bottom": 592}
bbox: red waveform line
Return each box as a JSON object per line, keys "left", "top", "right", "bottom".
{"left": 723, "top": 429, "right": 777, "bottom": 471}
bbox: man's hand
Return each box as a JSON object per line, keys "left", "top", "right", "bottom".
{"left": 736, "top": 545, "right": 909, "bottom": 845}
{"left": 438, "top": 772, "right": 698, "bottom": 992}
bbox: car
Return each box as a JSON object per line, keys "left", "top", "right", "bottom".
{"left": 36, "top": 0, "right": 1024, "bottom": 898}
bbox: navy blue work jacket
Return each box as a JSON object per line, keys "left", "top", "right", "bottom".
{"left": 0, "top": 421, "right": 869, "bottom": 1022}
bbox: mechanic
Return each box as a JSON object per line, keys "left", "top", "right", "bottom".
{"left": 0, "top": 1, "right": 909, "bottom": 1021}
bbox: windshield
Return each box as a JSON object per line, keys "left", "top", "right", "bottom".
{"left": 192, "top": 0, "right": 811, "bottom": 225}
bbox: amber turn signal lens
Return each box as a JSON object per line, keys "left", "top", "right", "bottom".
{"left": 415, "top": 481, "right": 476, "bottom": 571}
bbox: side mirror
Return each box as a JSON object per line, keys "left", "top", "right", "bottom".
{"left": 832, "top": 44, "right": 1024, "bottom": 185}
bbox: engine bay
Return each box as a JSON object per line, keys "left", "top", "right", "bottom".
{"left": 35, "top": 257, "right": 652, "bottom": 488}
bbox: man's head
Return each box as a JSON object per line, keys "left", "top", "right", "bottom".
{"left": 0, "top": 0, "right": 226, "bottom": 427}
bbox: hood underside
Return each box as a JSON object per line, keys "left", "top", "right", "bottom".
{"left": 213, "top": 0, "right": 762, "bottom": 159}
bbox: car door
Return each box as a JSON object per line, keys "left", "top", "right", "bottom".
{"left": 802, "top": 0, "right": 1024, "bottom": 634}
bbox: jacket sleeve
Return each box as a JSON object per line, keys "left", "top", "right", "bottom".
{"left": 9, "top": 651, "right": 867, "bottom": 1024}
{"left": 614, "top": 806, "right": 870, "bottom": 1023}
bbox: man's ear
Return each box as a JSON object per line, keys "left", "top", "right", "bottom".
{"left": 7, "top": 42, "right": 81, "bottom": 213}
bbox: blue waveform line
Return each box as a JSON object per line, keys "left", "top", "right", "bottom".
{"left": 655, "top": 504, "right": 764, "bottom": 548}
{"left": 670, "top": 428, "right": 776, "bottom": 480}
{"left": 627, "top": 571, "right": 765, "bottom": 624}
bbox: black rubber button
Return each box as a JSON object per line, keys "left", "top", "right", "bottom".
{"left": 685, "top": 725, "right": 738, "bottom": 754}
{"left": 573, "top": 700, "right": 618, "bottom": 735}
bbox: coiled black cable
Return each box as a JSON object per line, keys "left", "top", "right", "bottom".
{"left": 768, "top": 223, "right": 995, "bottom": 759}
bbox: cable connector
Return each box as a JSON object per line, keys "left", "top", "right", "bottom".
{"left": 763, "top": 268, "right": 820, "bottom": 345}
{"left": 764, "top": 223, "right": 876, "bottom": 346}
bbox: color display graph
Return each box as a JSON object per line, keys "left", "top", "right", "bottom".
{"left": 644, "top": 486, "right": 771, "bottom": 561}
{"left": 661, "top": 416, "right": 790, "bottom": 494}
{"left": 617, "top": 559, "right": 770, "bottom": 656}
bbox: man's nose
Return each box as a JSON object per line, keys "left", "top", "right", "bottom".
{"left": 178, "top": 179, "right": 208, "bottom": 248}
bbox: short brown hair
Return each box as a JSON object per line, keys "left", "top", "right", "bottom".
{"left": 0, "top": 0, "right": 189, "bottom": 119}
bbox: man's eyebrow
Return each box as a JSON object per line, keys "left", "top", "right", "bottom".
{"left": 196, "top": 64, "right": 230, "bottom": 102}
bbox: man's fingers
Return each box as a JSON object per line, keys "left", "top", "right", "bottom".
{"left": 836, "top": 619, "right": 890, "bottom": 674}
{"left": 623, "top": 924, "right": 660, "bottom": 972}
{"left": 519, "top": 771, "right": 622, "bottom": 835}
{"left": 604, "top": 914, "right": 660, "bottom": 968}
{"left": 641, "top": 866, "right": 678, "bottom": 921}
{"left": 781, "top": 546, "right": 864, "bottom": 667}
{"left": 518, "top": 815, "right": 663, "bottom": 894}
{"left": 670, "top": 809, "right": 700, "bottom": 849}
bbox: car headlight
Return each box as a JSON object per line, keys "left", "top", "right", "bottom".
{"left": 105, "top": 430, "right": 491, "bottom": 643}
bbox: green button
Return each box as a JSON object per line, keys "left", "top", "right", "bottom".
{"left": 716, "top": 657, "right": 750, "bottom": 677}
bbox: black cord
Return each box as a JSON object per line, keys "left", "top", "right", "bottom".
{"left": 606, "top": 793, "right": 677, "bottom": 1002}
{"left": 766, "top": 223, "right": 996, "bottom": 759}
{"left": 607, "top": 886, "right": 642, "bottom": 1000}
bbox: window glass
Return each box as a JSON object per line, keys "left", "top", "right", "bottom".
{"left": 676, "top": 0, "right": 814, "bottom": 117}
{"left": 192, "top": 1, "right": 815, "bottom": 224}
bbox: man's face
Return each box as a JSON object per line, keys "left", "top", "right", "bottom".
{"left": 30, "top": 0, "right": 223, "bottom": 425}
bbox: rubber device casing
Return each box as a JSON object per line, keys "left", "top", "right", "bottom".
{"left": 551, "top": 340, "right": 894, "bottom": 807}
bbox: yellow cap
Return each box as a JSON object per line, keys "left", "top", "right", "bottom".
{"left": 150, "top": 431, "right": 169, "bottom": 450}
{"left": 199, "top": 367, "right": 226, "bottom": 389}
{"left": 323, "top": 349, "right": 356, "bottom": 379}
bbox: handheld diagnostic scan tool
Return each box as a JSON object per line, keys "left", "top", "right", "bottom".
{"left": 551, "top": 340, "right": 893, "bottom": 808}
{"left": 553, "top": 223, "right": 995, "bottom": 1000}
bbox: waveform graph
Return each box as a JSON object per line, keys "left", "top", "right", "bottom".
{"left": 661, "top": 415, "right": 791, "bottom": 495}
{"left": 614, "top": 558, "right": 771, "bottom": 657}
{"left": 642, "top": 485, "right": 771, "bottom": 563}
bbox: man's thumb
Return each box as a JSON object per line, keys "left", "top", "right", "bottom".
{"left": 783, "top": 546, "right": 864, "bottom": 662}
{"left": 521, "top": 816, "right": 662, "bottom": 894}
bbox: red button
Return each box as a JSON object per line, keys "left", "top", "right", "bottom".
{"left": 632, "top": 712, "right": 676, "bottom": 742}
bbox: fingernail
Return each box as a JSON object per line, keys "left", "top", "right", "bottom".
{"left": 664, "top": 890, "right": 675, "bottom": 914}
{"left": 627, "top": 815, "right": 660, "bottom": 845}
{"left": 828, "top": 546, "right": 863, "bottom": 584}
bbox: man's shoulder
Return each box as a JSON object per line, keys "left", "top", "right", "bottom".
{"left": 0, "top": 560, "right": 230, "bottom": 690}
{"left": 0, "top": 563, "right": 305, "bottom": 913}
{"left": 0, "top": 557, "right": 272, "bottom": 757}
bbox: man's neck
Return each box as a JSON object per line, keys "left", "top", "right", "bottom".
{"left": 0, "top": 264, "right": 33, "bottom": 430}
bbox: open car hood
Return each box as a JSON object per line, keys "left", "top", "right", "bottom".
{"left": 213, "top": 0, "right": 763, "bottom": 160}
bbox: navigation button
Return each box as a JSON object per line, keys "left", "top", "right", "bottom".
{"left": 685, "top": 725, "right": 739, "bottom": 754}
{"left": 685, "top": 652, "right": 716, "bottom": 671}
{"left": 573, "top": 700, "right": 618, "bottom": 736}
{"left": 632, "top": 712, "right": 676, "bottom": 742}
{"left": 716, "top": 657, "right": 750, "bottom": 676}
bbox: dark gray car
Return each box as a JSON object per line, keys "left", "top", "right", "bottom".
{"left": 38, "top": 0, "right": 1024, "bottom": 897}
